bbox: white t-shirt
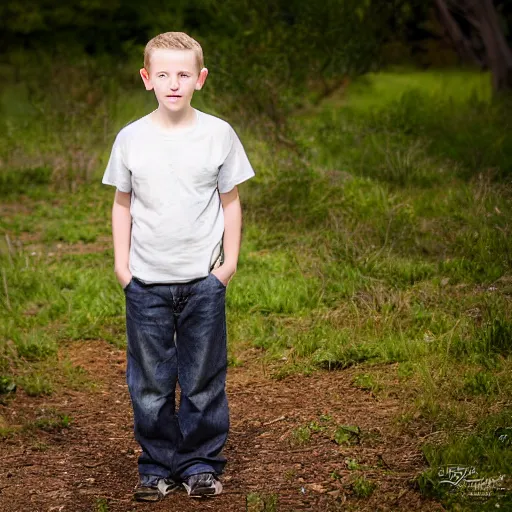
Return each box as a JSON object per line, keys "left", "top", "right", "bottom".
{"left": 102, "top": 108, "right": 255, "bottom": 283}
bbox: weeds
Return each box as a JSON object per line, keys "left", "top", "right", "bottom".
{"left": 417, "top": 408, "right": 512, "bottom": 505}
{"left": 18, "top": 374, "right": 53, "bottom": 397}
{"left": 351, "top": 476, "right": 376, "bottom": 498}
{"left": 330, "top": 469, "right": 344, "bottom": 480}
{"left": 33, "top": 409, "right": 72, "bottom": 432}
{"left": 14, "top": 331, "right": 58, "bottom": 361}
{"left": 345, "top": 459, "right": 361, "bottom": 470}
{"left": 290, "top": 426, "right": 312, "bottom": 447}
{"left": 352, "top": 373, "right": 381, "bottom": 393}
{"left": 95, "top": 498, "right": 110, "bottom": 512}
{"left": 333, "top": 425, "right": 361, "bottom": 446}
{"left": 246, "top": 492, "right": 278, "bottom": 512}
{"left": 31, "top": 441, "right": 49, "bottom": 451}
{"left": 462, "top": 371, "right": 498, "bottom": 396}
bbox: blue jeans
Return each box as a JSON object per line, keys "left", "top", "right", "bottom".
{"left": 124, "top": 272, "right": 229, "bottom": 483}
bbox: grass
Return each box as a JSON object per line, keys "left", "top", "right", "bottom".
{"left": 95, "top": 498, "right": 110, "bottom": 512}
{"left": 352, "top": 373, "right": 381, "bottom": 393}
{"left": 1, "top": 66, "right": 511, "bottom": 509}
{"left": 290, "top": 425, "right": 312, "bottom": 446}
{"left": 0, "top": 407, "right": 72, "bottom": 439}
{"left": 289, "top": 416, "right": 362, "bottom": 449}
{"left": 33, "top": 409, "right": 72, "bottom": 432}
{"left": 417, "top": 408, "right": 512, "bottom": 510}
{"left": 246, "top": 492, "right": 279, "bottom": 512}
{"left": 333, "top": 425, "right": 361, "bottom": 446}
{"left": 351, "top": 475, "right": 376, "bottom": 498}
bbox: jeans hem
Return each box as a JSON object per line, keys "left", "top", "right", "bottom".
{"left": 139, "top": 473, "right": 171, "bottom": 486}
{"left": 180, "top": 464, "right": 218, "bottom": 479}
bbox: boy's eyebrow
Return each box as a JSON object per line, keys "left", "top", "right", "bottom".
{"left": 155, "top": 69, "right": 193, "bottom": 74}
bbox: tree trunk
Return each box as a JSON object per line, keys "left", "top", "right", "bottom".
{"left": 434, "top": 0, "right": 482, "bottom": 66}
{"left": 473, "top": 0, "right": 512, "bottom": 93}
{"left": 435, "top": 0, "right": 512, "bottom": 93}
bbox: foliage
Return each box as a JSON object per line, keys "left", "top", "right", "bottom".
{"left": 290, "top": 425, "right": 312, "bottom": 446}
{"left": 351, "top": 475, "right": 376, "bottom": 498}
{"left": 333, "top": 425, "right": 361, "bottom": 446}
{"left": 417, "top": 409, "right": 512, "bottom": 509}
{"left": 1, "top": 0, "right": 392, "bottom": 145}
{"left": 246, "top": 492, "right": 279, "bottom": 512}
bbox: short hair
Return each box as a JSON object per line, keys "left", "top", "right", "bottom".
{"left": 144, "top": 32, "right": 204, "bottom": 73}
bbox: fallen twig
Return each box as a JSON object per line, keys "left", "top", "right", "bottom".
{"left": 263, "top": 415, "right": 286, "bottom": 426}
{"left": 83, "top": 461, "right": 104, "bottom": 468}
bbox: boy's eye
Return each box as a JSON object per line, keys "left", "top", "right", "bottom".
{"left": 157, "top": 73, "right": 188, "bottom": 78}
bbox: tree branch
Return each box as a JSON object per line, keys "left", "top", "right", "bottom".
{"left": 434, "top": 0, "right": 483, "bottom": 66}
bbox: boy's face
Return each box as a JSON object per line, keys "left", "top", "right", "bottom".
{"left": 140, "top": 49, "right": 208, "bottom": 113}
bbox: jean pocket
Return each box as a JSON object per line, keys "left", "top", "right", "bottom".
{"left": 123, "top": 278, "right": 134, "bottom": 292}
{"left": 209, "top": 272, "right": 227, "bottom": 289}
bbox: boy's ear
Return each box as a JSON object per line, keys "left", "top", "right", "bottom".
{"left": 140, "top": 68, "right": 153, "bottom": 91}
{"left": 195, "top": 67, "right": 208, "bottom": 90}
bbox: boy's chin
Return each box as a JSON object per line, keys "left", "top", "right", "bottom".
{"left": 158, "top": 100, "right": 192, "bottom": 112}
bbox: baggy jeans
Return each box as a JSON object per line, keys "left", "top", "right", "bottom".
{"left": 123, "top": 272, "right": 229, "bottom": 483}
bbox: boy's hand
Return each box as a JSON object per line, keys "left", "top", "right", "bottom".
{"left": 116, "top": 269, "right": 133, "bottom": 289}
{"left": 211, "top": 264, "right": 236, "bottom": 287}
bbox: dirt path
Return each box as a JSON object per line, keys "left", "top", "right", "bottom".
{"left": 0, "top": 340, "right": 445, "bottom": 511}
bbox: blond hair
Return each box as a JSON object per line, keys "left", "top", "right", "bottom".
{"left": 144, "top": 32, "right": 204, "bottom": 73}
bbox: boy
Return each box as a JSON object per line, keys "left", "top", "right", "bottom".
{"left": 102, "top": 32, "right": 255, "bottom": 500}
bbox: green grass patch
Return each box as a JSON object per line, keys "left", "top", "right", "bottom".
{"left": 333, "top": 425, "right": 361, "bottom": 446}
{"left": 33, "top": 408, "right": 72, "bottom": 432}
{"left": 246, "top": 492, "right": 279, "bottom": 512}
{"left": 0, "top": 166, "right": 53, "bottom": 197}
{"left": 417, "top": 409, "right": 512, "bottom": 509}
{"left": 18, "top": 373, "right": 53, "bottom": 396}
{"left": 351, "top": 475, "right": 377, "bottom": 498}
{"left": 290, "top": 425, "right": 312, "bottom": 447}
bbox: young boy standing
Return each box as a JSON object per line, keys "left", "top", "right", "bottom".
{"left": 102, "top": 32, "right": 255, "bottom": 500}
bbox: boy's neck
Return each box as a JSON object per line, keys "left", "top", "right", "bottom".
{"left": 151, "top": 106, "right": 197, "bottom": 132}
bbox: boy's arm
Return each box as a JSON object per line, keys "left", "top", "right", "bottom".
{"left": 213, "top": 186, "right": 242, "bottom": 286}
{"left": 112, "top": 190, "right": 132, "bottom": 287}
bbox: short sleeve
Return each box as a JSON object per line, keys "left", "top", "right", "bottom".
{"left": 217, "top": 127, "right": 255, "bottom": 194}
{"left": 102, "top": 134, "right": 132, "bottom": 193}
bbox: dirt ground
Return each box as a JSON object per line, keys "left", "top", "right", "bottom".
{"left": 0, "top": 340, "right": 446, "bottom": 512}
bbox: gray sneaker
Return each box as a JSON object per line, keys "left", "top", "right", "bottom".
{"left": 134, "top": 477, "right": 181, "bottom": 502}
{"left": 182, "top": 472, "right": 223, "bottom": 498}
